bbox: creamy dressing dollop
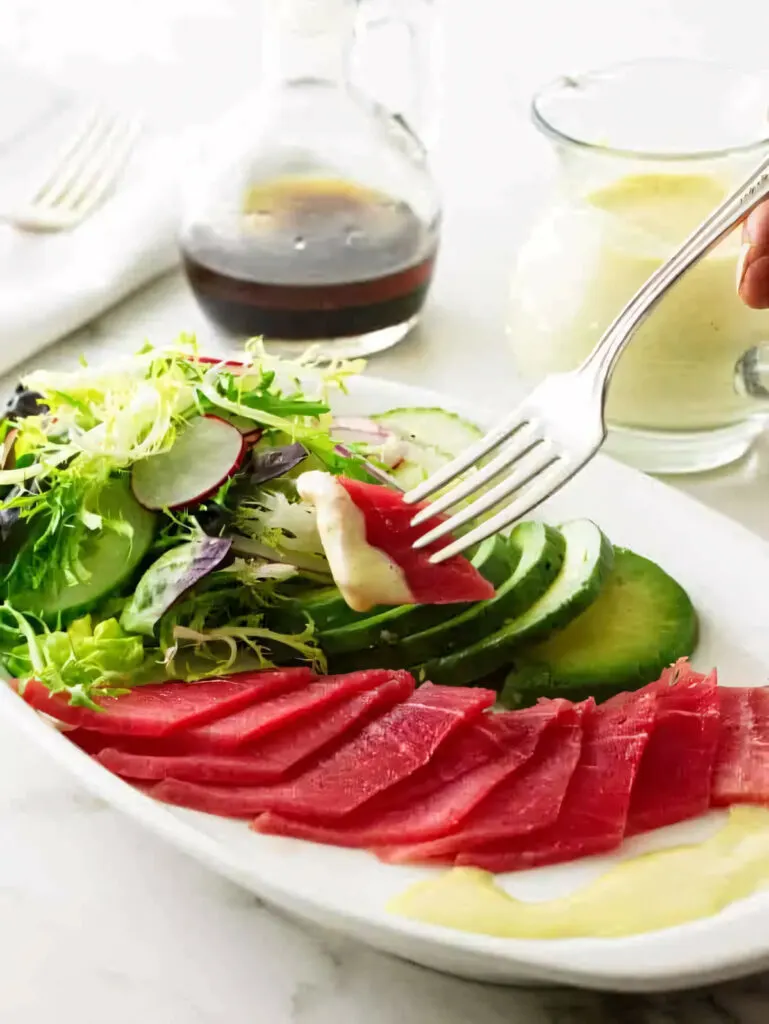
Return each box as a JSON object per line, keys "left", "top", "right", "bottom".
{"left": 389, "top": 806, "right": 769, "bottom": 939}
{"left": 296, "top": 471, "right": 414, "bottom": 612}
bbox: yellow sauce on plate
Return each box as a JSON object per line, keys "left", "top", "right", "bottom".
{"left": 389, "top": 807, "right": 769, "bottom": 939}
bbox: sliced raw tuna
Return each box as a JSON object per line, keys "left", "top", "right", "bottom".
{"left": 711, "top": 686, "right": 769, "bottom": 807}
{"left": 94, "top": 672, "right": 413, "bottom": 784}
{"left": 153, "top": 683, "right": 496, "bottom": 820}
{"left": 253, "top": 699, "right": 566, "bottom": 848}
{"left": 180, "top": 669, "right": 398, "bottom": 752}
{"left": 379, "top": 700, "right": 587, "bottom": 865}
{"left": 625, "top": 665, "right": 720, "bottom": 835}
{"left": 67, "top": 729, "right": 113, "bottom": 755}
{"left": 337, "top": 477, "right": 495, "bottom": 605}
{"left": 247, "top": 671, "right": 414, "bottom": 779}
{"left": 453, "top": 689, "right": 658, "bottom": 873}
{"left": 372, "top": 700, "right": 567, "bottom": 813}
{"left": 16, "top": 669, "right": 314, "bottom": 738}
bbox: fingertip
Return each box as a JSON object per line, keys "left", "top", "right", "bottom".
{"left": 744, "top": 204, "right": 769, "bottom": 247}
{"left": 738, "top": 254, "right": 769, "bottom": 308}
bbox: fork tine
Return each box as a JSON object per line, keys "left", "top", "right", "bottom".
{"left": 404, "top": 402, "right": 534, "bottom": 505}
{"left": 410, "top": 421, "right": 542, "bottom": 526}
{"left": 37, "top": 112, "right": 116, "bottom": 209}
{"left": 428, "top": 454, "right": 588, "bottom": 564}
{"left": 413, "top": 442, "right": 558, "bottom": 548}
{"left": 30, "top": 107, "right": 103, "bottom": 204}
{"left": 68, "top": 117, "right": 141, "bottom": 214}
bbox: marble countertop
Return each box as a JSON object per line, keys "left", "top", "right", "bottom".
{"left": 2, "top": 1, "right": 769, "bottom": 1021}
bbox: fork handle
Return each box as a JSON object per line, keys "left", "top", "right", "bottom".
{"left": 582, "top": 151, "right": 769, "bottom": 385}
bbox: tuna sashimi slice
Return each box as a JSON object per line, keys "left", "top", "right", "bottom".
{"left": 67, "top": 728, "right": 113, "bottom": 755}
{"left": 454, "top": 690, "right": 657, "bottom": 873}
{"left": 93, "top": 673, "right": 413, "bottom": 784}
{"left": 370, "top": 698, "right": 569, "bottom": 814}
{"left": 181, "top": 669, "right": 398, "bottom": 752}
{"left": 711, "top": 686, "right": 769, "bottom": 807}
{"left": 253, "top": 700, "right": 566, "bottom": 848}
{"left": 379, "top": 700, "right": 587, "bottom": 865}
{"left": 625, "top": 665, "right": 720, "bottom": 836}
{"left": 17, "top": 669, "right": 315, "bottom": 738}
{"left": 337, "top": 477, "right": 496, "bottom": 605}
{"left": 204, "top": 671, "right": 414, "bottom": 778}
{"left": 153, "top": 683, "right": 496, "bottom": 820}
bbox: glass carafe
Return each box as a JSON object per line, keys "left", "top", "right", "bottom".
{"left": 180, "top": 0, "right": 440, "bottom": 359}
{"left": 507, "top": 60, "right": 769, "bottom": 474}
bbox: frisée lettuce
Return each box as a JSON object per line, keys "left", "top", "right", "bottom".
{"left": 0, "top": 336, "right": 378, "bottom": 706}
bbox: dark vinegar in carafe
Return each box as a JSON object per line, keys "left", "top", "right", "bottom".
{"left": 181, "top": 176, "right": 439, "bottom": 341}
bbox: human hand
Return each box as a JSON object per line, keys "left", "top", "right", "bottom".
{"left": 737, "top": 205, "right": 769, "bottom": 308}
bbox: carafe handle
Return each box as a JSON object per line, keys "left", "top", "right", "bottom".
{"left": 353, "top": 0, "right": 440, "bottom": 147}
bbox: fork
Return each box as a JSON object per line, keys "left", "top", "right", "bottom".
{"left": 1, "top": 108, "right": 141, "bottom": 232}
{"left": 405, "top": 151, "right": 769, "bottom": 563}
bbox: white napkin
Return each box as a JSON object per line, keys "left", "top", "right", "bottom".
{"left": 0, "top": 66, "right": 182, "bottom": 378}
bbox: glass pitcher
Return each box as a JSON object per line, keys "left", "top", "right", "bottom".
{"left": 507, "top": 59, "right": 769, "bottom": 474}
{"left": 180, "top": 0, "right": 441, "bottom": 359}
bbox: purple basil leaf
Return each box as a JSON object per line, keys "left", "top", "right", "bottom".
{"left": 120, "top": 535, "right": 232, "bottom": 636}
{"left": 248, "top": 442, "right": 308, "bottom": 485}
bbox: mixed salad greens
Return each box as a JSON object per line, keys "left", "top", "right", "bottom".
{"left": 0, "top": 337, "right": 389, "bottom": 707}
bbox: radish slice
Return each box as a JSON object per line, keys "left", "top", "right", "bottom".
{"left": 212, "top": 412, "right": 263, "bottom": 443}
{"left": 1, "top": 427, "right": 18, "bottom": 470}
{"left": 331, "top": 417, "right": 407, "bottom": 469}
{"left": 188, "top": 355, "right": 246, "bottom": 369}
{"left": 331, "top": 417, "right": 390, "bottom": 443}
{"left": 218, "top": 415, "right": 263, "bottom": 443}
{"left": 132, "top": 415, "right": 246, "bottom": 510}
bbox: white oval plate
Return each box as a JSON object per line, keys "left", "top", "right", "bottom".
{"left": 3, "top": 375, "right": 769, "bottom": 994}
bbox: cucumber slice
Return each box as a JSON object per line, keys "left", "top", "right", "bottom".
{"left": 371, "top": 408, "right": 482, "bottom": 455}
{"left": 280, "top": 513, "right": 512, "bottom": 642}
{"left": 499, "top": 548, "right": 698, "bottom": 707}
{"left": 286, "top": 585, "right": 359, "bottom": 632}
{"left": 387, "top": 443, "right": 455, "bottom": 491}
{"left": 16, "top": 476, "right": 157, "bottom": 621}
{"left": 416, "top": 519, "right": 613, "bottom": 687}
{"left": 371, "top": 407, "right": 482, "bottom": 491}
{"left": 322, "top": 534, "right": 514, "bottom": 659}
{"left": 330, "top": 522, "right": 564, "bottom": 670}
